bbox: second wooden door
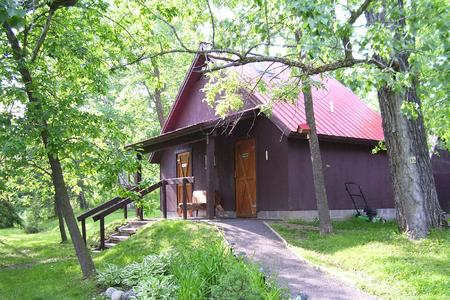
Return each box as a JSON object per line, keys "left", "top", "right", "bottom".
{"left": 235, "top": 139, "right": 257, "bottom": 217}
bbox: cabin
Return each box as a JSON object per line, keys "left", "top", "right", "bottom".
{"left": 128, "top": 54, "right": 450, "bottom": 220}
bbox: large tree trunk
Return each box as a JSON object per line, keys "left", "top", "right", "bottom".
{"left": 377, "top": 81, "right": 445, "bottom": 239}
{"left": 3, "top": 22, "right": 96, "bottom": 278}
{"left": 54, "top": 198, "right": 67, "bottom": 243}
{"left": 303, "top": 82, "right": 332, "bottom": 234}
{"left": 366, "top": 3, "right": 446, "bottom": 240}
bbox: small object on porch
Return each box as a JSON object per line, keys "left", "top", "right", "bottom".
{"left": 178, "top": 190, "right": 207, "bottom": 217}
{"left": 344, "top": 182, "right": 385, "bottom": 223}
{"left": 215, "top": 191, "right": 224, "bottom": 216}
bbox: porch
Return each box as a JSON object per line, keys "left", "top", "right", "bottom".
{"left": 129, "top": 108, "right": 261, "bottom": 220}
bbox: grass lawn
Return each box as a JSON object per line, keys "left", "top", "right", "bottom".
{"left": 0, "top": 210, "right": 282, "bottom": 299}
{"left": 269, "top": 218, "right": 450, "bottom": 299}
{"left": 0, "top": 210, "right": 154, "bottom": 300}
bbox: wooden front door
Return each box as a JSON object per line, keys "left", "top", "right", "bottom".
{"left": 176, "top": 151, "right": 192, "bottom": 215}
{"left": 235, "top": 139, "right": 257, "bottom": 217}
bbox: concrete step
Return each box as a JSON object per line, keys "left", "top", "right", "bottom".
{"left": 98, "top": 219, "right": 155, "bottom": 251}
{"left": 109, "top": 234, "right": 129, "bottom": 242}
{"left": 127, "top": 220, "right": 152, "bottom": 226}
{"left": 104, "top": 242, "right": 117, "bottom": 249}
{"left": 118, "top": 226, "right": 138, "bottom": 235}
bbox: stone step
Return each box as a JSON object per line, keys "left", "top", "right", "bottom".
{"left": 109, "top": 234, "right": 129, "bottom": 242}
{"left": 127, "top": 220, "right": 152, "bottom": 226}
{"left": 117, "top": 226, "right": 138, "bottom": 235}
{"left": 99, "top": 220, "right": 155, "bottom": 251}
{"left": 104, "top": 242, "right": 117, "bottom": 249}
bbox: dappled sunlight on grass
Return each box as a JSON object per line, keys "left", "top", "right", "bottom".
{"left": 0, "top": 217, "right": 228, "bottom": 299}
{"left": 270, "top": 219, "right": 450, "bottom": 299}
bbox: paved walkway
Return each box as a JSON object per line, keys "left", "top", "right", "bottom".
{"left": 210, "top": 219, "right": 377, "bottom": 300}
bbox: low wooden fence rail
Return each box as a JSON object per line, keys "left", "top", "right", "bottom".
{"left": 77, "top": 176, "right": 194, "bottom": 250}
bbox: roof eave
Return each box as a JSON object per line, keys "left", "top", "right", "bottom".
{"left": 287, "top": 131, "right": 382, "bottom": 145}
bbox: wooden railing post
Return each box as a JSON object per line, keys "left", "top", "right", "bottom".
{"left": 206, "top": 133, "right": 216, "bottom": 219}
{"left": 124, "top": 205, "right": 128, "bottom": 219}
{"left": 182, "top": 178, "right": 187, "bottom": 220}
{"left": 135, "top": 152, "right": 142, "bottom": 219}
{"left": 81, "top": 219, "right": 86, "bottom": 245}
{"left": 100, "top": 217, "right": 105, "bottom": 250}
{"left": 161, "top": 180, "right": 167, "bottom": 219}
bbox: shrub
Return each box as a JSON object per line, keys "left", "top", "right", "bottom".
{"left": 0, "top": 200, "right": 23, "bottom": 228}
{"left": 23, "top": 225, "right": 40, "bottom": 234}
{"left": 210, "top": 262, "right": 265, "bottom": 300}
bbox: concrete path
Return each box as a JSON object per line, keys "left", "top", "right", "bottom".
{"left": 210, "top": 219, "right": 377, "bottom": 300}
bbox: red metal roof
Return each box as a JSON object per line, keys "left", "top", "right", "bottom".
{"left": 161, "top": 55, "right": 384, "bottom": 142}
{"left": 239, "top": 63, "right": 384, "bottom": 141}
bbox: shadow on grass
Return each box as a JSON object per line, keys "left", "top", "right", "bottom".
{"left": 270, "top": 218, "right": 450, "bottom": 297}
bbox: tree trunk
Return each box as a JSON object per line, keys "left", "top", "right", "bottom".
{"left": 77, "top": 179, "right": 88, "bottom": 209}
{"left": 377, "top": 82, "right": 445, "bottom": 239}
{"left": 365, "top": 4, "right": 446, "bottom": 240}
{"left": 54, "top": 198, "right": 67, "bottom": 243}
{"left": 303, "top": 82, "right": 332, "bottom": 234}
{"left": 48, "top": 153, "right": 96, "bottom": 277}
{"left": 143, "top": 60, "right": 166, "bottom": 129}
{"left": 3, "top": 22, "right": 96, "bottom": 278}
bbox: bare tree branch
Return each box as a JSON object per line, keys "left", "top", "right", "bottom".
{"left": 27, "top": 159, "right": 52, "bottom": 177}
{"left": 205, "top": 0, "right": 215, "bottom": 47}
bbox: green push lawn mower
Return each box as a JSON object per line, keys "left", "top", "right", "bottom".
{"left": 344, "top": 182, "right": 386, "bottom": 223}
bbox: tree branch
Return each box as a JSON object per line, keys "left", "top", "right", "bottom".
{"left": 205, "top": 0, "right": 215, "bottom": 47}
{"left": 31, "top": 8, "right": 55, "bottom": 63}
{"left": 348, "top": 0, "right": 373, "bottom": 25}
{"left": 342, "top": 0, "right": 374, "bottom": 60}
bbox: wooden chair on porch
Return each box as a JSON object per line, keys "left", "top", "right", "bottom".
{"left": 179, "top": 190, "right": 207, "bottom": 217}
{"left": 178, "top": 190, "right": 223, "bottom": 217}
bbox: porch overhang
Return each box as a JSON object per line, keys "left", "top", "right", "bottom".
{"left": 125, "top": 107, "right": 260, "bottom": 155}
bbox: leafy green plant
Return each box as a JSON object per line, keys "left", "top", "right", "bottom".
{"left": 97, "top": 253, "right": 174, "bottom": 287}
{"left": 0, "top": 200, "right": 23, "bottom": 228}
{"left": 97, "top": 264, "right": 122, "bottom": 286}
{"left": 121, "top": 253, "right": 171, "bottom": 287}
{"left": 132, "top": 274, "right": 178, "bottom": 300}
{"left": 210, "top": 264, "right": 264, "bottom": 300}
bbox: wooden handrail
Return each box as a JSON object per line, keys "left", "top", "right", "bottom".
{"left": 165, "top": 176, "right": 194, "bottom": 185}
{"left": 77, "top": 185, "right": 139, "bottom": 221}
{"left": 77, "top": 196, "right": 123, "bottom": 221}
{"left": 79, "top": 176, "right": 195, "bottom": 250}
{"left": 92, "top": 181, "right": 162, "bottom": 222}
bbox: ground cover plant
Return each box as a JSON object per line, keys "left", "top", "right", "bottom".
{"left": 96, "top": 220, "right": 286, "bottom": 300}
{"left": 269, "top": 218, "right": 450, "bottom": 299}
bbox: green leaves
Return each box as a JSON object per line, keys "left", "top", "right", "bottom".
{"left": 0, "top": 0, "right": 25, "bottom": 27}
{"left": 201, "top": 69, "right": 244, "bottom": 117}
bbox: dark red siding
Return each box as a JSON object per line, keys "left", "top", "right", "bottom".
{"left": 432, "top": 148, "right": 450, "bottom": 212}
{"left": 287, "top": 139, "right": 394, "bottom": 210}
